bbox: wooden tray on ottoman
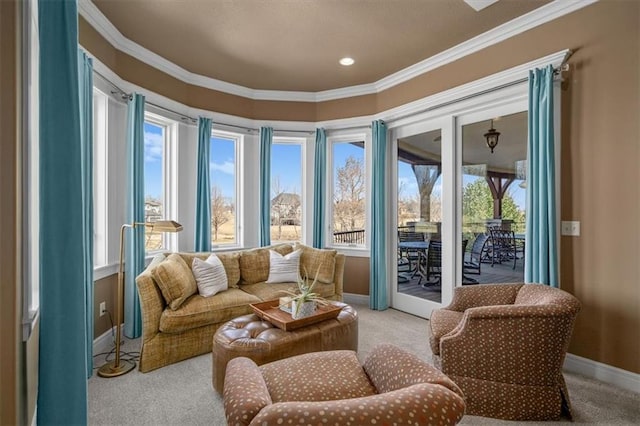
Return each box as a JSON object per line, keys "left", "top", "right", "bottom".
{"left": 250, "top": 300, "right": 343, "bottom": 331}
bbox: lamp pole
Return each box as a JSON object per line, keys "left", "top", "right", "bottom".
{"left": 97, "top": 223, "right": 138, "bottom": 377}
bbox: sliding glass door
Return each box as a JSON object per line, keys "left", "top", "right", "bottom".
{"left": 456, "top": 108, "right": 528, "bottom": 287}
{"left": 389, "top": 95, "right": 528, "bottom": 319}
{"left": 391, "top": 118, "right": 453, "bottom": 318}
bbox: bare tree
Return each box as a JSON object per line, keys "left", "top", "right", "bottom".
{"left": 211, "top": 184, "right": 229, "bottom": 241}
{"left": 333, "top": 156, "right": 365, "bottom": 232}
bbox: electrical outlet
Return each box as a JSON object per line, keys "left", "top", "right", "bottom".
{"left": 561, "top": 221, "right": 580, "bottom": 236}
{"left": 99, "top": 301, "right": 107, "bottom": 316}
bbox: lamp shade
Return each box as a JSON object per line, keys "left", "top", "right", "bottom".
{"left": 148, "top": 220, "right": 183, "bottom": 232}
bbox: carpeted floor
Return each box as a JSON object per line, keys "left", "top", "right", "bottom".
{"left": 89, "top": 303, "right": 640, "bottom": 425}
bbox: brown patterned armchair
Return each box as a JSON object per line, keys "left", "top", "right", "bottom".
{"left": 223, "top": 344, "right": 466, "bottom": 426}
{"left": 429, "top": 283, "right": 581, "bottom": 421}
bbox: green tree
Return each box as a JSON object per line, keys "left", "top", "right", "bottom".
{"left": 462, "top": 178, "right": 525, "bottom": 231}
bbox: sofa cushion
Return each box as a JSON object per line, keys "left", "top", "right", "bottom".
{"left": 294, "top": 243, "right": 336, "bottom": 284}
{"left": 178, "top": 252, "right": 241, "bottom": 288}
{"left": 240, "top": 244, "right": 293, "bottom": 284}
{"left": 240, "top": 282, "right": 297, "bottom": 302}
{"left": 260, "top": 350, "right": 376, "bottom": 403}
{"left": 152, "top": 254, "right": 198, "bottom": 310}
{"left": 429, "top": 309, "right": 464, "bottom": 355}
{"left": 159, "top": 288, "right": 260, "bottom": 333}
{"left": 266, "top": 249, "right": 301, "bottom": 284}
{"left": 192, "top": 255, "right": 228, "bottom": 297}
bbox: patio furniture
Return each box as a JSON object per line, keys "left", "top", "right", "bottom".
{"left": 429, "top": 283, "right": 581, "bottom": 420}
{"left": 463, "top": 233, "right": 490, "bottom": 278}
{"left": 223, "top": 344, "right": 466, "bottom": 426}
{"left": 489, "top": 229, "right": 523, "bottom": 269}
{"left": 398, "top": 230, "right": 426, "bottom": 274}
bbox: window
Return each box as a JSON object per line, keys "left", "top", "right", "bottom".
{"left": 93, "top": 88, "right": 108, "bottom": 267}
{"left": 270, "top": 138, "right": 304, "bottom": 243}
{"left": 210, "top": 130, "right": 240, "bottom": 247}
{"left": 329, "top": 137, "right": 366, "bottom": 247}
{"left": 144, "top": 114, "right": 175, "bottom": 252}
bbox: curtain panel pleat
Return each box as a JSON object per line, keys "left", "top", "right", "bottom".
{"left": 38, "top": 0, "right": 89, "bottom": 423}
{"left": 195, "top": 117, "right": 212, "bottom": 251}
{"left": 78, "top": 49, "right": 94, "bottom": 379}
{"left": 525, "top": 65, "right": 559, "bottom": 287}
{"left": 125, "top": 93, "right": 146, "bottom": 337}
{"left": 259, "top": 127, "right": 273, "bottom": 246}
{"left": 312, "top": 128, "right": 327, "bottom": 248}
{"left": 370, "top": 120, "right": 388, "bottom": 310}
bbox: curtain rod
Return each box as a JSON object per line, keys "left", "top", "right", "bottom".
{"left": 92, "top": 70, "right": 314, "bottom": 135}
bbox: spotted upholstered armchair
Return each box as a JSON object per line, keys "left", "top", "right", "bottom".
{"left": 223, "top": 344, "right": 466, "bottom": 426}
{"left": 429, "top": 283, "right": 581, "bottom": 421}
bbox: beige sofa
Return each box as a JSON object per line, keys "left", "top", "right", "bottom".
{"left": 135, "top": 243, "right": 345, "bottom": 372}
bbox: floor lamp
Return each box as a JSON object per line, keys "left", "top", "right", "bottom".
{"left": 98, "top": 220, "right": 183, "bottom": 378}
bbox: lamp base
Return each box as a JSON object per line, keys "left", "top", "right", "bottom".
{"left": 97, "top": 359, "right": 136, "bottom": 378}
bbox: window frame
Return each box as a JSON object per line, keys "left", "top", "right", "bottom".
{"left": 210, "top": 128, "right": 243, "bottom": 250}
{"left": 92, "top": 87, "right": 108, "bottom": 268}
{"left": 326, "top": 131, "right": 370, "bottom": 253}
{"left": 143, "top": 111, "right": 178, "bottom": 253}
{"left": 270, "top": 136, "right": 306, "bottom": 244}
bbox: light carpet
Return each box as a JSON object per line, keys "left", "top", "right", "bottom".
{"left": 89, "top": 303, "right": 640, "bottom": 425}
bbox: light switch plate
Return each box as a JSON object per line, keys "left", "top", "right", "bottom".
{"left": 561, "top": 221, "right": 580, "bottom": 236}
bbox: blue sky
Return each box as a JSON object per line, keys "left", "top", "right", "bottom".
{"left": 144, "top": 122, "right": 163, "bottom": 200}
{"left": 144, "top": 129, "right": 524, "bottom": 209}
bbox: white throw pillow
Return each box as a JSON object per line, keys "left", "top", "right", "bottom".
{"left": 192, "top": 254, "right": 228, "bottom": 297}
{"left": 266, "top": 249, "right": 302, "bottom": 284}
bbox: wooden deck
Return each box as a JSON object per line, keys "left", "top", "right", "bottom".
{"left": 397, "top": 257, "right": 524, "bottom": 303}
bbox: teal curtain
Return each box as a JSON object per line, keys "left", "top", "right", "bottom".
{"left": 370, "top": 120, "right": 388, "bottom": 310}
{"left": 259, "top": 126, "right": 273, "bottom": 246}
{"left": 38, "top": 0, "right": 89, "bottom": 423}
{"left": 78, "top": 49, "right": 94, "bottom": 379}
{"left": 125, "top": 93, "right": 146, "bottom": 338}
{"left": 525, "top": 65, "right": 559, "bottom": 287}
{"left": 312, "top": 128, "right": 327, "bottom": 248}
{"left": 195, "top": 117, "right": 212, "bottom": 251}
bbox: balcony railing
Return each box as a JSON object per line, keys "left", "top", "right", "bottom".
{"left": 333, "top": 229, "right": 365, "bottom": 245}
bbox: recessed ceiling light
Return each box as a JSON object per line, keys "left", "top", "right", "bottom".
{"left": 339, "top": 57, "right": 355, "bottom": 66}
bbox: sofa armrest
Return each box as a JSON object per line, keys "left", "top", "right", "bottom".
{"left": 363, "top": 343, "right": 463, "bottom": 397}
{"left": 443, "top": 283, "right": 523, "bottom": 312}
{"left": 440, "top": 304, "right": 578, "bottom": 385}
{"left": 249, "top": 383, "right": 465, "bottom": 426}
{"left": 223, "top": 357, "right": 272, "bottom": 426}
{"left": 135, "top": 272, "right": 165, "bottom": 342}
{"left": 333, "top": 254, "right": 345, "bottom": 300}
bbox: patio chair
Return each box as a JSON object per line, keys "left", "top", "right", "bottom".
{"left": 489, "top": 229, "right": 522, "bottom": 269}
{"left": 398, "top": 230, "right": 426, "bottom": 275}
{"left": 464, "top": 233, "right": 490, "bottom": 275}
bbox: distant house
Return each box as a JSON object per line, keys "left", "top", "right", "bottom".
{"left": 271, "top": 193, "right": 301, "bottom": 226}
{"left": 145, "top": 199, "right": 162, "bottom": 222}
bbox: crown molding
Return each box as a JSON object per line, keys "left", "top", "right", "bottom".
{"left": 79, "top": 0, "right": 596, "bottom": 103}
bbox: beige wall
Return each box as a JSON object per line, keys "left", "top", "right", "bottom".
{"left": 343, "top": 257, "right": 371, "bottom": 295}
{"left": 0, "top": 1, "right": 20, "bottom": 423}
{"left": 94, "top": 275, "right": 119, "bottom": 338}
{"left": 81, "top": 0, "right": 639, "bottom": 373}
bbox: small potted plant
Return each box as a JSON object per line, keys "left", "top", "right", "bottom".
{"left": 281, "top": 268, "right": 328, "bottom": 319}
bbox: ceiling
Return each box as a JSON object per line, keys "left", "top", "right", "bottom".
{"left": 399, "top": 111, "right": 527, "bottom": 174}
{"left": 90, "top": 0, "right": 551, "bottom": 92}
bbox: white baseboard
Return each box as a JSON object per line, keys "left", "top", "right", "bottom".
{"left": 563, "top": 353, "right": 639, "bottom": 394}
{"left": 343, "top": 293, "right": 369, "bottom": 306}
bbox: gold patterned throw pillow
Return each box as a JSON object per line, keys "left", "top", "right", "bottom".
{"left": 294, "top": 243, "right": 337, "bottom": 284}
{"left": 239, "top": 244, "right": 293, "bottom": 284}
{"left": 152, "top": 253, "right": 197, "bottom": 310}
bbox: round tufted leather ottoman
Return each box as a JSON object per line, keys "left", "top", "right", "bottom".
{"left": 212, "top": 302, "right": 357, "bottom": 393}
